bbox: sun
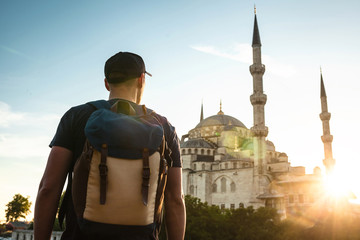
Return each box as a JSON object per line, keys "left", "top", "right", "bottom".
{"left": 323, "top": 169, "right": 356, "bottom": 200}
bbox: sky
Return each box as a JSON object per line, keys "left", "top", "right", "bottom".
{"left": 1, "top": 0, "right": 360, "bottom": 221}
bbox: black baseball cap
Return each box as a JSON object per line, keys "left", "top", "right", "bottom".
{"left": 104, "top": 52, "right": 152, "bottom": 83}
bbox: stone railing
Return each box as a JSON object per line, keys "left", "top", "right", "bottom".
{"left": 11, "top": 230, "right": 63, "bottom": 240}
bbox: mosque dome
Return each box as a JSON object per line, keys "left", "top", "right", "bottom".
{"left": 196, "top": 114, "right": 247, "bottom": 129}
{"left": 266, "top": 140, "right": 275, "bottom": 151}
{"left": 180, "top": 138, "right": 216, "bottom": 148}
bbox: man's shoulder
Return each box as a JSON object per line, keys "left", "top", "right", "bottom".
{"left": 66, "top": 100, "right": 105, "bottom": 116}
{"left": 59, "top": 100, "right": 105, "bottom": 127}
{"left": 145, "top": 107, "right": 173, "bottom": 128}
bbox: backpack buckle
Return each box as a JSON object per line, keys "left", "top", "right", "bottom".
{"left": 142, "top": 167, "right": 151, "bottom": 180}
{"left": 99, "top": 163, "right": 108, "bottom": 176}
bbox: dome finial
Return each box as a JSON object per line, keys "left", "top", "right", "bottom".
{"left": 200, "top": 99, "right": 204, "bottom": 121}
{"left": 254, "top": 4, "right": 256, "bottom": 15}
{"left": 218, "top": 99, "right": 224, "bottom": 115}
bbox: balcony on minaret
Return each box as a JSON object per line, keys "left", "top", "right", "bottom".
{"left": 323, "top": 158, "right": 336, "bottom": 170}
{"left": 250, "top": 92, "right": 267, "bottom": 105}
{"left": 321, "top": 134, "right": 333, "bottom": 143}
{"left": 319, "top": 112, "right": 331, "bottom": 121}
{"left": 250, "top": 125, "right": 268, "bottom": 137}
{"left": 250, "top": 63, "right": 265, "bottom": 75}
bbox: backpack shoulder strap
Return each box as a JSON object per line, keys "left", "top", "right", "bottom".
{"left": 148, "top": 111, "right": 173, "bottom": 167}
{"left": 87, "top": 100, "right": 111, "bottom": 110}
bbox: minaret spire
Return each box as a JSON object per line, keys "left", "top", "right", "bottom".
{"left": 319, "top": 70, "right": 335, "bottom": 174}
{"left": 250, "top": 10, "right": 268, "bottom": 176}
{"left": 200, "top": 100, "right": 204, "bottom": 121}
{"left": 252, "top": 7, "right": 262, "bottom": 47}
{"left": 320, "top": 69, "right": 327, "bottom": 97}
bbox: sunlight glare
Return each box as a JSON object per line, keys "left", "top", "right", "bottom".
{"left": 323, "top": 170, "right": 354, "bottom": 200}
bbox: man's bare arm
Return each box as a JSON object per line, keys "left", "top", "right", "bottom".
{"left": 34, "top": 146, "right": 73, "bottom": 240}
{"left": 164, "top": 167, "right": 186, "bottom": 240}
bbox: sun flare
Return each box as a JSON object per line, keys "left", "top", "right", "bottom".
{"left": 323, "top": 170, "right": 355, "bottom": 200}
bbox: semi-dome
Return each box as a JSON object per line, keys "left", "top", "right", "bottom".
{"left": 196, "top": 114, "right": 247, "bottom": 129}
{"left": 180, "top": 138, "right": 216, "bottom": 148}
{"left": 279, "top": 152, "right": 288, "bottom": 157}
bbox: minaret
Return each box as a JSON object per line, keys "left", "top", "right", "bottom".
{"left": 320, "top": 70, "right": 335, "bottom": 174}
{"left": 250, "top": 9, "right": 268, "bottom": 178}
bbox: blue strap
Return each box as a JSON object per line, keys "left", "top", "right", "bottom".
{"left": 87, "top": 100, "right": 111, "bottom": 110}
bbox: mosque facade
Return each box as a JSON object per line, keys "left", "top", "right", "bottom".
{"left": 180, "top": 13, "right": 333, "bottom": 217}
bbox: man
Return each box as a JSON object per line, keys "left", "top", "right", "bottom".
{"left": 34, "top": 52, "right": 186, "bottom": 240}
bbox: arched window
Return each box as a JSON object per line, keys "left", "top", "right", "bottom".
{"left": 230, "top": 182, "right": 236, "bottom": 192}
{"left": 201, "top": 149, "right": 204, "bottom": 155}
{"left": 212, "top": 183, "right": 217, "bottom": 193}
{"left": 190, "top": 185, "right": 194, "bottom": 195}
{"left": 202, "top": 163, "right": 205, "bottom": 170}
{"left": 221, "top": 177, "right": 226, "bottom": 192}
{"left": 207, "top": 149, "right": 211, "bottom": 155}
{"left": 194, "top": 149, "right": 198, "bottom": 154}
{"left": 182, "top": 149, "right": 186, "bottom": 155}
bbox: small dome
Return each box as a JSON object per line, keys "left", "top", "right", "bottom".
{"left": 266, "top": 140, "right": 275, "bottom": 151}
{"left": 279, "top": 152, "right": 287, "bottom": 157}
{"left": 196, "top": 114, "right": 247, "bottom": 129}
{"left": 266, "top": 141, "right": 275, "bottom": 147}
{"left": 180, "top": 139, "right": 215, "bottom": 148}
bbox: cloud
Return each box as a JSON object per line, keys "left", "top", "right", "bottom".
{"left": 0, "top": 45, "right": 34, "bottom": 61}
{"left": 191, "top": 43, "right": 252, "bottom": 64}
{"left": 0, "top": 101, "right": 60, "bottom": 159}
{"left": 0, "top": 134, "right": 50, "bottom": 159}
{"left": 0, "top": 102, "right": 25, "bottom": 127}
{"left": 0, "top": 101, "right": 60, "bottom": 128}
{"left": 191, "top": 43, "right": 296, "bottom": 78}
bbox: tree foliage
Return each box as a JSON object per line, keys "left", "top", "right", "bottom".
{"left": 183, "top": 195, "right": 281, "bottom": 240}
{"left": 5, "top": 194, "right": 32, "bottom": 222}
{"left": 175, "top": 195, "right": 360, "bottom": 240}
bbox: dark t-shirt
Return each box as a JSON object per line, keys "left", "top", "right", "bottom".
{"left": 50, "top": 99, "right": 181, "bottom": 240}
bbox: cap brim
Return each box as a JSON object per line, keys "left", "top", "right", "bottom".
{"left": 145, "top": 71, "right": 152, "bottom": 77}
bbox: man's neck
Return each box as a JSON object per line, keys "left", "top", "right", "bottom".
{"left": 108, "top": 90, "right": 139, "bottom": 104}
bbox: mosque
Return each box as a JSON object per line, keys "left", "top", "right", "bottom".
{"left": 180, "top": 12, "right": 335, "bottom": 217}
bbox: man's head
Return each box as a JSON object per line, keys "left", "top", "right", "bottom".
{"left": 104, "top": 52, "right": 151, "bottom": 104}
{"left": 104, "top": 52, "right": 151, "bottom": 83}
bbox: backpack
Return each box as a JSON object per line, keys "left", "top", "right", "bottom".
{"left": 62, "top": 99, "right": 170, "bottom": 239}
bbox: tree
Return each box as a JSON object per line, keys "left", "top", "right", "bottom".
{"left": 53, "top": 191, "right": 66, "bottom": 231}
{"left": 5, "top": 194, "right": 32, "bottom": 222}
{"left": 182, "top": 195, "right": 284, "bottom": 240}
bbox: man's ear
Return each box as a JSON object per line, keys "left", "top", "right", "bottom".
{"left": 104, "top": 78, "right": 110, "bottom": 91}
{"left": 137, "top": 73, "right": 145, "bottom": 88}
